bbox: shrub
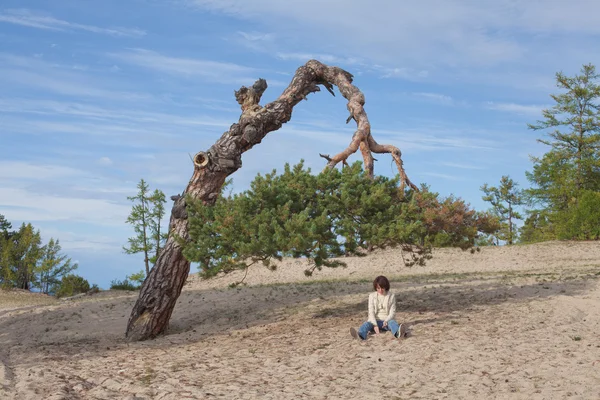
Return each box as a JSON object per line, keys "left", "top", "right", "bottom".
{"left": 110, "top": 279, "right": 139, "bottom": 291}
{"left": 54, "top": 274, "right": 91, "bottom": 298}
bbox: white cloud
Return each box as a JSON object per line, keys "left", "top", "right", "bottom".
{"left": 378, "top": 66, "right": 429, "bottom": 80}
{"left": 0, "top": 98, "right": 233, "bottom": 131}
{"left": 183, "top": 0, "right": 529, "bottom": 66}
{"left": 413, "top": 92, "right": 455, "bottom": 105}
{"left": 438, "top": 162, "right": 486, "bottom": 170}
{"left": 109, "top": 49, "right": 260, "bottom": 84}
{"left": 182, "top": 0, "right": 600, "bottom": 90}
{"left": 98, "top": 157, "right": 113, "bottom": 166}
{"left": 185, "top": 1, "right": 600, "bottom": 37}
{"left": 0, "top": 9, "right": 146, "bottom": 37}
{"left": 486, "top": 102, "right": 546, "bottom": 116}
{"left": 38, "top": 227, "right": 124, "bottom": 252}
{"left": 0, "top": 54, "right": 152, "bottom": 100}
{"left": 420, "top": 172, "right": 465, "bottom": 181}
{"left": 376, "top": 128, "right": 499, "bottom": 151}
{"left": 237, "top": 31, "right": 274, "bottom": 42}
{"left": 276, "top": 52, "right": 361, "bottom": 66}
{"left": 0, "top": 161, "right": 86, "bottom": 180}
{"left": 0, "top": 187, "right": 130, "bottom": 225}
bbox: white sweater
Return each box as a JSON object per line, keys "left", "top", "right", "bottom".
{"left": 367, "top": 291, "right": 396, "bottom": 325}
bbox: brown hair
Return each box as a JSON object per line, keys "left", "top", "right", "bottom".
{"left": 373, "top": 275, "right": 390, "bottom": 291}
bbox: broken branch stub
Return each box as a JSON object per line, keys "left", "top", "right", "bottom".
{"left": 193, "top": 151, "right": 209, "bottom": 169}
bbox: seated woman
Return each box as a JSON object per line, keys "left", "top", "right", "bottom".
{"left": 350, "top": 275, "right": 406, "bottom": 340}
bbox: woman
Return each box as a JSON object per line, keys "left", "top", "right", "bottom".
{"left": 350, "top": 275, "right": 406, "bottom": 340}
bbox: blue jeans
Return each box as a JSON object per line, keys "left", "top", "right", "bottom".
{"left": 357, "top": 319, "right": 400, "bottom": 340}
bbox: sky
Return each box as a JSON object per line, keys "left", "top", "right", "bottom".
{"left": 1, "top": 0, "right": 599, "bottom": 289}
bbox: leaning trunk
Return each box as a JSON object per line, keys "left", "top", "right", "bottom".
{"left": 126, "top": 167, "right": 227, "bottom": 341}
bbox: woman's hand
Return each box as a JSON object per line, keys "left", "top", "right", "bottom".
{"left": 382, "top": 321, "right": 388, "bottom": 328}
{"left": 373, "top": 326, "right": 380, "bottom": 334}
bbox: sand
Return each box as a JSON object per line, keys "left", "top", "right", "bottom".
{"left": 1, "top": 241, "right": 600, "bottom": 399}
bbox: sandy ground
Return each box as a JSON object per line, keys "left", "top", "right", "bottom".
{"left": 1, "top": 241, "right": 600, "bottom": 399}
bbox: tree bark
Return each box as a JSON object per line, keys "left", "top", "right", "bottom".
{"left": 125, "top": 59, "right": 417, "bottom": 341}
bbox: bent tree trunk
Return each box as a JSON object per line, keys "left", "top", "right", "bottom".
{"left": 125, "top": 59, "right": 417, "bottom": 341}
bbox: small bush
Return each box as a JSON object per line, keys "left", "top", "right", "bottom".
{"left": 55, "top": 274, "right": 91, "bottom": 298}
{"left": 110, "top": 279, "right": 139, "bottom": 291}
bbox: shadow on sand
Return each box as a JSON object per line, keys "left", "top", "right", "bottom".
{"left": 1, "top": 271, "right": 597, "bottom": 361}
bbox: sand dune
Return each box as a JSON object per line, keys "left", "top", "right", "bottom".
{"left": 1, "top": 241, "right": 600, "bottom": 399}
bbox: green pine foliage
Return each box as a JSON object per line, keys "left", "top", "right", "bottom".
{"left": 555, "top": 190, "right": 600, "bottom": 240}
{"left": 519, "top": 211, "right": 554, "bottom": 244}
{"left": 33, "top": 238, "right": 78, "bottom": 294}
{"left": 7, "top": 223, "right": 43, "bottom": 290}
{"left": 481, "top": 176, "right": 524, "bottom": 245}
{"left": 524, "top": 63, "right": 600, "bottom": 240}
{"left": 184, "top": 161, "right": 498, "bottom": 279}
{"left": 124, "top": 179, "right": 168, "bottom": 275}
{"left": 54, "top": 274, "right": 90, "bottom": 298}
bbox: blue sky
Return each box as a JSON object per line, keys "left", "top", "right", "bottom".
{"left": 1, "top": 0, "right": 599, "bottom": 289}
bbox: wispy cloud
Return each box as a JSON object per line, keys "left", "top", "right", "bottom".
{"left": 486, "top": 102, "right": 546, "bottom": 116}
{"left": 0, "top": 161, "right": 86, "bottom": 181}
{"left": 276, "top": 52, "right": 361, "bottom": 66}
{"left": 279, "top": 123, "right": 500, "bottom": 154}
{"left": 0, "top": 98, "right": 233, "bottom": 129}
{"left": 0, "top": 187, "right": 129, "bottom": 225}
{"left": 109, "top": 49, "right": 260, "bottom": 84}
{"left": 420, "top": 172, "right": 465, "bottom": 181}
{"left": 0, "top": 54, "right": 153, "bottom": 100}
{"left": 377, "top": 66, "right": 429, "bottom": 80}
{"left": 413, "top": 92, "right": 455, "bottom": 105}
{"left": 438, "top": 162, "right": 486, "bottom": 170}
{"left": 237, "top": 31, "right": 274, "bottom": 42}
{"left": 183, "top": 0, "right": 529, "bottom": 67}
{"left": 275, "top": 54, "right": 429, "bottom": 81}
{"left": 39, "top": 227, "right": 125, "bottom": 252}
{"left": 98, "top": 157, "right": 113, "bottom": 166}
{"left": 377, "top": 128, "right": 499, "bottom": 151}
{"left": 0, "top": 9, "right": 146, "bottom": 37}
{"left": 182, "top": 0, "right": 600, "bottom": 92}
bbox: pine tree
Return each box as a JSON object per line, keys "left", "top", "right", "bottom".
{"left": 11, "top": 223, "right": 43, "bottom": 290}
{"left": 34, "top": 238, "right": 78, "bottom": 294}
{"left": 0, "top": 235, "right": 14, "bottom": 288}
{"left": 184, "top": 161, "right": 498, "bottom": 280}
{"left": 526, "top": 63, "right": 600, "bottom": 239}
{"left": 0, "top": 214, "right": 11, "bottom": 239}
{"left": 481, "top": 176, "right": 524, "bottom": 245}
{"left": 124, "top": 179, "right": 167, "bottom": 276}
{"left": 0, "top": 214, "right": 13, "bottom": 286}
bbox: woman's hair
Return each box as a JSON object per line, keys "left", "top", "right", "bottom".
{"left": 373, "top": 275, "right": 390, "bottom": 291}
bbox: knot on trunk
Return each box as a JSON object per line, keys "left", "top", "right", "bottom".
{"left": 171, "top": 196, "right": 187, "bottom": 219}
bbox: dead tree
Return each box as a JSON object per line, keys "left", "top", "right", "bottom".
{"left": 125, "top": 59, "right": 417, "bottom": 341}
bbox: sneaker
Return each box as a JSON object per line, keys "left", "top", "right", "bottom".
{"left": 397, "top": 324, "right": 407, "bottom": 339}
{"left": 350, "top": 327, "right": 360, "bottom": 340}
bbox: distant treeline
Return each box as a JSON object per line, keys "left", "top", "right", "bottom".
{"left": 0, "top": 214, "right": 91, "bottom": 296}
